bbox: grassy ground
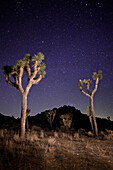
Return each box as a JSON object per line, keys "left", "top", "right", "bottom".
{"left": 0, "top": 129, "right": 113, "bottom": 170}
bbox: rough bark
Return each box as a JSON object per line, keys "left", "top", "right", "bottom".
{"left": 21, "top": 94, "right": 27, "bottom": 139}
{"left": 89, "top": 115, "right": 94, "bottom": 134}
{"left": 91, "top": 97, "right": 98, "bottom": 136}
{"left": 18, "top": 67, "right": 24, "bottom": 94}
{"left": 50, "top": 121, "right": 52, "bottom": 129}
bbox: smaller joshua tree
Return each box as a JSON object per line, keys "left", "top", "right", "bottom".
{"left": 45, "top": 110, "right": 56, "bottom": 129}
{"left": 79, "top": 70, "right": 103, "bottom": 136}
{"left": 60, "top": 113, "right": 73, "bottom": 130}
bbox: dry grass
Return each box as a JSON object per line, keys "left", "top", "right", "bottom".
{"left": 0, "top": 129, "right": 113, "bottom": 169}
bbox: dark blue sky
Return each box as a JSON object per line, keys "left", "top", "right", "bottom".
{"left": 0, "top": 0, "right": 113, "bottom": 120}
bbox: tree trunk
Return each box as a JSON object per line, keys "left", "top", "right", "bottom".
{"left": 89, "top": 115, "right": 94, "bottom": 134}
{"left": 50, "top": 121, "right": 52, "bottom": 129}
{"left": 26, "top": 117, "right": 29, "bottom": 131}
{"left": 21, "top": 94, "right": 27, "bottom": 139}
{"left": 91, "top": 97, "right": 98, "bottom": 136}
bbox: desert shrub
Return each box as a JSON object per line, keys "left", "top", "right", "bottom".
{"left": 61, "top": 132, "right": 68, "bottom": 138}
{"left": 31, "top": 125, "right": 42, "bottom": 132}
{"left": 74, "top": 132, "right": 79, "bottom": 138}
{"left": 31, "top": 134, "right": 39, "bottom": 141}
{"left": 55, "top": 127, "right": 60, "bottom": 132}
{"left": 47, "top": 136, "right": 56, "bottom": 147}
{"left": 13, "top": 133, "right": 20, "bottom": 142}
{"left": 88, "top": 131, "right": 94, "bottom": 137}
{"left": 60, "top": 125, "right": 66, "bottom": 132}
{"left": 78, "top": 128, "right": 86, "bottom": 136}
{"left": 54, "top": 131, "right": 59, "bottom": 138}
{"left": 40, "top": 130, "right": 44, "bottom": 138}
{"left": 98, "top": 131, "right": 105, "bottom": 140}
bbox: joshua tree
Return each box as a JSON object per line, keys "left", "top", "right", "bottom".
{"left": 86, "top": 106, "right": 94, "bottom": 134}
{"left": 60, "top": 113, "right": 73, "bottom": 130}
{"left": 79, "top": 70, "right": 103, "bottom": 136}
{"left": 3, "top": 52, "right": 46, "bottom": 138}
{"left": 45, "top": 110, "right": 56, "bottom": 129}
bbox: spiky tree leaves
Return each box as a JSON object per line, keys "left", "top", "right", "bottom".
{"left": 97, "top": 70, "right": 103, "bottom": 80}
{"left": 92, "top": 72, "right": 97, "bottom": 80}
{"left": 3, "top": 65, "right": 13, "bottom": 75}
{"left": 39, "top": 63, "right": 46, "bottom": 70}
{"left": 16, "top": 60, "right": 26, "bottom": 69}
{"left": 83, "top": 79, "right": 87, "bottom": 84}
{"left": 79, "top": 80, "right": 83, "bottom": 87}
{"left": 3, "top": 52, "right": 46, "bottom": 138}
{"left": 23, "top": 53, "right": 31, "bottom": 62}
{"left": 32, "top": 52, "right": 44, "bottom": 63}
{"left": 93, "top": 70, "right": 103, "bottom": 80}
{"left": 79, "top": 80, "right": 83, "bottom": 91}
{"left": 38, "top": 70, "right": 46, "bottom": 78}
{"left": 37, "top": 63, "right": 46, "bottom": 78}
{"left": 83, "top": 79, "right": 91, "bottom": 84}
{"left": 3, "top": 65, "right": 19, "bottom": 89}
{"left": 11, "top": 65, "right": 18, "bottom": 75}
{"left": 78, "top": 70, "right": 103, "bottom": 136}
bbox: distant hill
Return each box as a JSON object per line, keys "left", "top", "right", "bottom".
{"left": 0, "top": 113, "right": 19, "bottom": 129}
{"left": 0, "top": 105, "right": 113, "bottom": 132}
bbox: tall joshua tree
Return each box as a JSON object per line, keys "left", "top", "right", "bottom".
{"left": 3, "top": 52, "right": 46, "bottom": 138}
{"left": 79, "top": 70, "right": 103, "bottom": 136}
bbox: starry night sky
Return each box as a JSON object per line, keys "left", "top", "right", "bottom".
{"left": 0, "top": 0, "right": 113, "bottom": 120}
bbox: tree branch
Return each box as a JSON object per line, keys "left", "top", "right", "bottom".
{"left": 32, "top": 75, "right": 42, "bottom": 84}
{"left": 5, "top": 74, "right": 19, "bottom": 89}
{"left": 86, "top": 83, "right": 92, "bottom": 95}
{"left": 30, "top": 61, "right": 40, "bottom": 80}
{"left": 80, "top": 87, "right": 91, "bottom": 98}
{"left": 92, "top": 77, "right": 99, "bottom": 96}
{"left": 24, "top": 62, "right": 41, "bottom": 96}
{"left": 18, "top": 67, "right": 24, "bottom": 94}
{"left": 13, "top": 75, "right": 19, "bottom": 85}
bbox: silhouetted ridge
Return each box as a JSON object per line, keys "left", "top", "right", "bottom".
{"left": 0, "top": 106, "right": 113, "bottom": 132}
